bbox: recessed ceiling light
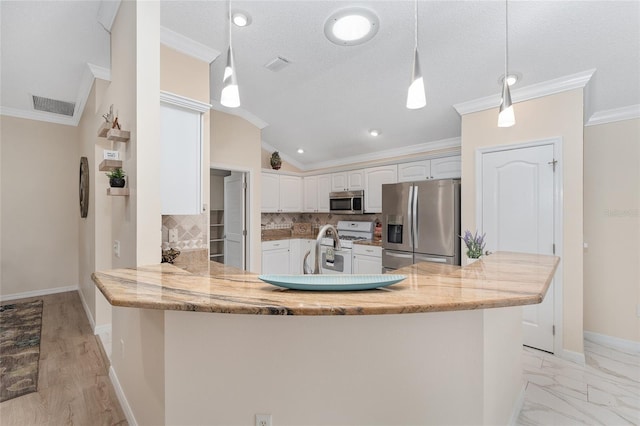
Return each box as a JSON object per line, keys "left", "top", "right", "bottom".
{"left": 232, "top": 11, "right": 251, "bottom": 27}
{"left": 369, "top": 129, "right": 380, "bottom": 137}
{"left": 297, "top": 148, "right": 304, "bottom": 154}
{"left": 499, "top": 73, "right": 520, "bottom": 87}
{"left": 324, "top": 8, "right": 379, "bottom": 46}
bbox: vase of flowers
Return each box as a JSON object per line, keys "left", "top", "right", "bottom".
{"left": 461, "top": 230, "right": 486, "bottom": 265}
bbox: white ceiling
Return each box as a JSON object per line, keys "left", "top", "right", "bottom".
{"left": 2, "top": 1, "right": 639, "bottom": 169}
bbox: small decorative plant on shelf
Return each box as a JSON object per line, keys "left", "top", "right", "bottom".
{"left": 461, "top": 230, "right": 486, "bottom": 260}
{"left": 270, "top": 151, "right": 282, "bottom": 170}
{"left": 106, "top": 168, "right": 126, "bottom": 188}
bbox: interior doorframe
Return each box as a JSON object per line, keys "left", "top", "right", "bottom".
{"left": 210, "top": 162, "right": 252, "bottom": 272}
{"left": 475, "top": 137, "right": 564, "bottom": 356}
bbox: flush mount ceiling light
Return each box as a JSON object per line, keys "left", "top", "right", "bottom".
{"left": 232, "top": 11, "right": 251, "bottom": 27}
{"left": 406, "top": 0, "right": 426, "bottom": 109}
{"left": 324, "top": 8, "right": 379, "bottom": 46}
{"left": 369, "top": 129, "right": 380, "bottom": 137}
{"left": 221, "top": 0, "right": 240, "bottom": 108}
{"left": 498, "top": 0, "right": 515, "bottom": 127}
{"left": 297, "top": 148, "right": 304, "bottom": 154}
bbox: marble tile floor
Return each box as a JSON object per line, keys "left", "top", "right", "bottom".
{"left": 517, "top": 340, "right": 640, "bottom": 425}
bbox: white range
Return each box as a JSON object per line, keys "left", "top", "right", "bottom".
{"left": 319, "top": 221, "right": 374, "bottom": 274}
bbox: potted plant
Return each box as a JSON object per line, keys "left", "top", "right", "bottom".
{"left": 270, "top": 151, "right": 282, "bottom": 170}
{"left": 106, "top": 168, "right": 126, "bottom": 188}
{"left": 461, "top": 230, "right": 486, "bottom": 265}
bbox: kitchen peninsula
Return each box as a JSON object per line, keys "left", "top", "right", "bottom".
{"left": 93, "top": 252, "right": 559, "bottom": 425}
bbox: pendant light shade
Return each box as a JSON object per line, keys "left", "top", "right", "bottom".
{"left": 221, "top": 46, "right": 240, "bottom": 108}
{"left": 406, "top": 0, "right": 426, "bottom": 110}
{"left": 407, "top": 48, "right": 426, "bottom": 109}
{"left": 498, "top": 0, "right": 515, "bottom": 127}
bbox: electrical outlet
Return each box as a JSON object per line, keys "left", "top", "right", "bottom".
{"left": 168, "top": 228, "right": 178, "bottom": 243}
{"left": 113, "top": 240, "right": 121, "bottom": 258}
{"left": 255, "top": 414, "right": 272, "bottom": 426}
{"left": 120, "top": 338, "right": 125, "bottom": 359}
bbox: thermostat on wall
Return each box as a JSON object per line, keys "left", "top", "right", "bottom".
{"left": 103, "top": 150, "right": 120, "bottom": 160}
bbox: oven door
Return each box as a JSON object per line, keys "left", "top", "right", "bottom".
{"left": 319, "top": 246, "right": 352, "bottom": 274}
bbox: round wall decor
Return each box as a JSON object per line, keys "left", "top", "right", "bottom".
{"left": 79, "top": 157, "right": 89, "bottom": 218}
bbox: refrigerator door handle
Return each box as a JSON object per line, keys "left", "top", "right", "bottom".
{"left": 385, "top": 251, "right": 413, "bottom": 259}
{"left": 416, "top": 256, "right": 448, "bottom": 264}
{"left": 412, "top": 185, "right": 419, "bottom": 246}
{"left": 408, "top": 185, "right": 414, "bottom": 249}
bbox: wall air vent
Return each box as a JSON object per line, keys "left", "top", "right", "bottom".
{"left": 264, "top": 56, "right": 291, "bottom": 72}
{"left": 32, "top": 95, "right": 75, "bottom": 117}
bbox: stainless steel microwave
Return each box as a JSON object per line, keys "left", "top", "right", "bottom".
{"left": 329, "top": 190, "right": 364, "bottom": 215}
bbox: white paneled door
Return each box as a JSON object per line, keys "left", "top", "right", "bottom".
{"left": 481, "top": 144, "right": 556, "bottom": 353}
{"left": 224, "top": 172, "right": 246, "bottom": 270}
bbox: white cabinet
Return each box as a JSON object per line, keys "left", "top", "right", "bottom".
{"left": 364, "top": 165, "right": 398, "bottom": 213}
{"left": 160, "top": 99, "right": 205, "bottom": 215}
{"left": 397, "top": 156, "right": 461, "bottom": 182}
{"left": 331, "top": 170, "right": 364, "bottom": 192}
{"left": 261, "top": 173, "right": 302, "bottom": 212}
{"left": 261, "top": 240, "right": 290, "bottom": 274}
{"left": 353, "top": 244, "right": 382, "bottom": 274}
{"left": 290, "top": 238, "right": 317, "bottom": 274}
{"left": 303, "top": 174, "right": 331, "bottom": 213}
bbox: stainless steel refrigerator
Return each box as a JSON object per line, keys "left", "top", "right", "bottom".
{"left": 382, "top": 179, "right": 461, "bottom": 270}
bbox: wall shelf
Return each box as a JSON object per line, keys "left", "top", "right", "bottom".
{"left": 97, "top": 122, "right": 111, "bottom": 137}
{"left": 107, "top": 129, "right": 130, "bottom": 142}
{"left": 99, "top": 159, "right": 123, "bottom": 171}
{"left": 107, "top": 188, "right": 129, "bottom": 196}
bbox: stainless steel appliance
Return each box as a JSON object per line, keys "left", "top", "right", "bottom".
{"left": 329, "top": 190, "right": 364, "bottom": 215}
{"left": 320, "top": 221, "right": 374, "bottom": 274}
{"left": 382, "top": 179, "right": 460, "bottom": 270}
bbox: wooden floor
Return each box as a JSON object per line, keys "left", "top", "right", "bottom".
{"left": 0, "top": 292, "right": 127, "bottom": 425}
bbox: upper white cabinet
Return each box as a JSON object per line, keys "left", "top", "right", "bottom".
{"left": 364, "top": 165, "right": 397, "bottom": 213}
{"left": 160, "top": 93, "right": 210, "bottom": 215}
{"left": 261, "top": 173, "right": 302, "bottom": 212}
{"left": 303, "top": 174, "right": 331, "bottom": 213}
{"left": 331, "top": 170, "right": 364, "bottom": 192}
{"left": 397, "top": 156, "right": 461, "bottom": 182}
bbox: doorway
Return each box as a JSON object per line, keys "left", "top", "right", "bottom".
{"left": 477, "top": 138, "right": 563, "bottom": 353}
{"left": 210, "top": 168, "right": 247, "bottom": 270}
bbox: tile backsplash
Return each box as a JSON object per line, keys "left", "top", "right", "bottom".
{"left": 261, "top": 212, "right": 381, "bottom": 231}
{"left": 162, "top": 213, "right": 208, "bottom": 250}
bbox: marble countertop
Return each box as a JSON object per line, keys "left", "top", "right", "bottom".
{"left": 92, "top": 252, "right": 559, "bottom": 315}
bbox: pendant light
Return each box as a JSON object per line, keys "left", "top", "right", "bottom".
{"left": 220, "top": 0, "right": 240, "bottom": 108}
{"left": 498, "top": 0, "right": 515, "bottom": 127}
{"left": 406, "top": 0, "right": 426, "bottom": 110}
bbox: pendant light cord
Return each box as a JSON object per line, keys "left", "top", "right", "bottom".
{"left": 414, "top": 0, "right": 418, "bottom": 50}
{"left": 228, "top": 0, "right": 233, "bottom": 50}
{"left": 504, "top": 0, "right": 509, "bottom": 83}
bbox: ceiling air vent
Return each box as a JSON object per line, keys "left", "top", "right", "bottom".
{"left": 32, "top": 95, "right": 75, "bottom": 117}
{"left": 264, "top": 56, "right": 291, "bottom": 72}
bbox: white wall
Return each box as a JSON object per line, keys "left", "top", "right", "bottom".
{"left": 0, "top": 116, "right": 79, "bottom": 298}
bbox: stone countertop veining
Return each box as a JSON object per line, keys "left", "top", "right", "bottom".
{"left": 91, "top": 252, "right": 559, "bottom": 316}
{"left": 353, "top": 239, "right": 383, "bottom": 247}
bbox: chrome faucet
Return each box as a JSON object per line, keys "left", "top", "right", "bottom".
{"left": 303, "top": 224, "right": 342, "bottom": 274}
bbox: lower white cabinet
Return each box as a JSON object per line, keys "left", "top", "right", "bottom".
{"left": 261, "top": 240, "right": 290, "bottom": 274}
{"left": 352, "top": 244, "right": 382, "bottom": 274}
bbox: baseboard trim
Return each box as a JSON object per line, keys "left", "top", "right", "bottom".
{"left": 556, "top": 348, "right": 586, "bottom": 365}
{"left": 0, "top": 285, "right": 78, "bottom": 302}
{"left": 584, "top": 331, "right": 640, "bottom": 353}
{"left": 77, "top": 288, "right": 96, "bottom": 332}
{"left": 109, "top": 366, "right": 138, "bottom": 426}
{"left": 508, "top": 382, "right": 527, "bottom": 425}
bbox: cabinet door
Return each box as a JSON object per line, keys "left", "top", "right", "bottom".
{"left": 160, "top": 103, "right": 202, "bottom": 215}
{"left": 347, "top": 170, "right": 365, "bottom": 190}
{"left": 261, "top": 173, "right": 280, "bottom": 212}
{"left": 397, "top": 160, "right": 431, "bottom": 182}
{"left": 289, "top": 239, "right": 302, "bottom": 274}
{"left": 279, "top": 175, "right": 302, "bottom": 212}
{"left": 431, "top": 155, "right": 461, "bottom": 179}
{"left": 301, "top": 239, "right": 317, "bottom": 273}
{"left": 353, "top": 254, "right": 382, "bottom": 274}
{"left": 316, "top": 174, "right": 331, "bottom": 212}
{"left": 262, "top": 248, "right": 290, "bottom": 274}
{"left": 303, "top": 176, "right": 318, "bottom": 212}
{"left": 364, "top": 165, "right": 397, "bottom": 213}
{"left": 331, "top": 172, "right": 347, "bottom": 192}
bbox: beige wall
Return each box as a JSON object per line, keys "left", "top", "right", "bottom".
{"left": 211, "top": 110, "right": 262, "bottom": 272}
{"left": 261, "top": 147, "right": 302, "bottom": 172}
{"left": 584, "top": 118, "right": 640, "bottom": 343}
{"left": 461, "top": 89, "right": 585, "bottom": 355}
{"left": 0, "top": 116, "right": 79, "bottom": 297}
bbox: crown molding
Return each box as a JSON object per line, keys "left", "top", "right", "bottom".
{"left": 261, "top": 140, "right": 306, "bottom": 171}
{"left": 453, "top": 69, "right": 596, "bottom": 116}
{"left": 97, "top": 0, "right": 121, "bottom": 33}
{"left": 585, "top": 104, "right": 640, "bottom": 126}
{"left": 88, "top": 63, "right": 111, "bottom": 81}
{"left": 302, "top": 137, "right": 462, "bottom": 171}
{"left": 161, "top": 91, "right": 211, "bottom": 113}
{"left": 210, "top": 99, "right": 269, "bottom": 129}
{"left": 160, "top": 26, "right": 220, "bottom": 63}
{"left": 0, "top": 106, "right": 76, "bottom": 126}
